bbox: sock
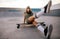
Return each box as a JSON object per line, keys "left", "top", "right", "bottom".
{"left": 36, "top": 8, "right": 45, "bottom": 18}
{"left": 36, "top": 24, "right": 44, "bottom": 33}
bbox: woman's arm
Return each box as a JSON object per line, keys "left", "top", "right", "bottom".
{"left": 24, "top": 12, "right": 26, "bottom": 24}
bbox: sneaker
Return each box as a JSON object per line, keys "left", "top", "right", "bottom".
{"left": 44, "top": 0, "right": 52, "bottom": 13}
{"left": 44, "top": 26, "right": 48, "bottom": 36}
{"left": 44, "top": 24, "right": 53, "bottom": 39}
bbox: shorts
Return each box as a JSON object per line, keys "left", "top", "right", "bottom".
{"left": 26, "top": 20, "right": 32, "bottom": 24}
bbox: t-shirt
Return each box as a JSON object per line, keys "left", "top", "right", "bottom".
{"left": 24, "top": 12, "right": 33, "bottom": 22}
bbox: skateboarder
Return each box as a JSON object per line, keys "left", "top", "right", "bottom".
{"left": 24, "top": 0, "right": 53, "bottom": 39}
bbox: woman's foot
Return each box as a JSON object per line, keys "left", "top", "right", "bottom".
{"left": 44, "top": 0, "right": 52, "bottom": 13}
{"left": 44, "top": 24, "right": 53, "bottom": 39}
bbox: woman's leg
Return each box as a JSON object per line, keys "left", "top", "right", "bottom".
{"left": 32, "top": 20, "right": 37, "bottom": 26}
{"left": 28, "top": 0, "right": 52, "bottom": 21}
{"left": 35, "top": 8, "right": 45, "bottom": 18}
{"left": 29, "top": 17, "right": 53, "bottom": 39}
{"left": 34, "top": 0, "right": 52, "bottom": 18}
{"left": 32, "top": 20, "right": 44, "bottom": 33}
{"left": 28, "top": 16, "right": 35, "bottom": 22}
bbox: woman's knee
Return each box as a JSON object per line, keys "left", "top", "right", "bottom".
{"left": 28, "top": 16, "right": 35, "bottom": 21}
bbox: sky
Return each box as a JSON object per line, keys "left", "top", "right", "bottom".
{"left": 0, "top": 0, "right": 60, "bottom": 8}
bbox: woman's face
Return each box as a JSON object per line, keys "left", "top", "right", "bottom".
{"left": 26, "top": 8, "right": 30, "bottom": 12}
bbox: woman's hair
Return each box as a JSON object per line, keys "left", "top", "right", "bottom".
{"left": 25, "top": 6, "right": 32, "bottom": 14}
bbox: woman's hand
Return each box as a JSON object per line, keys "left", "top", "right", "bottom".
{"left": 24, "top": 12, "right": 26, "bottom": 24}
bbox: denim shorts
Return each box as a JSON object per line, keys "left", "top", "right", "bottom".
{"left": 26, "top": 20, "right": 32, "bottom": 24}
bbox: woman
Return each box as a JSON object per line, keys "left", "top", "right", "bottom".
{"left": 24, "top": 0, "right": 53, "bottom": 39}
{"left": 24, "top": 6, "right": 34, "bottom": 24}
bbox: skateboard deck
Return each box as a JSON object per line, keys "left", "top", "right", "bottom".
{"left": 17, "top": 23, "right": 34, "bottom": 29}
{"left": 16, "top": 22, "right": 44, "bottom": 29}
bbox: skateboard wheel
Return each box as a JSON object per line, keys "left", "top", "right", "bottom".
{"left": 17, "top": 24, "right": 20, "bottom": 29}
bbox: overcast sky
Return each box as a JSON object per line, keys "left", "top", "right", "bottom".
{"left": 0, "top": 0, "right": 60, "bottom": 8}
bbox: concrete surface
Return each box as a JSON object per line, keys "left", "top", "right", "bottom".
{"left": 0, "top": 16, "right": 60, "bottom": 39}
